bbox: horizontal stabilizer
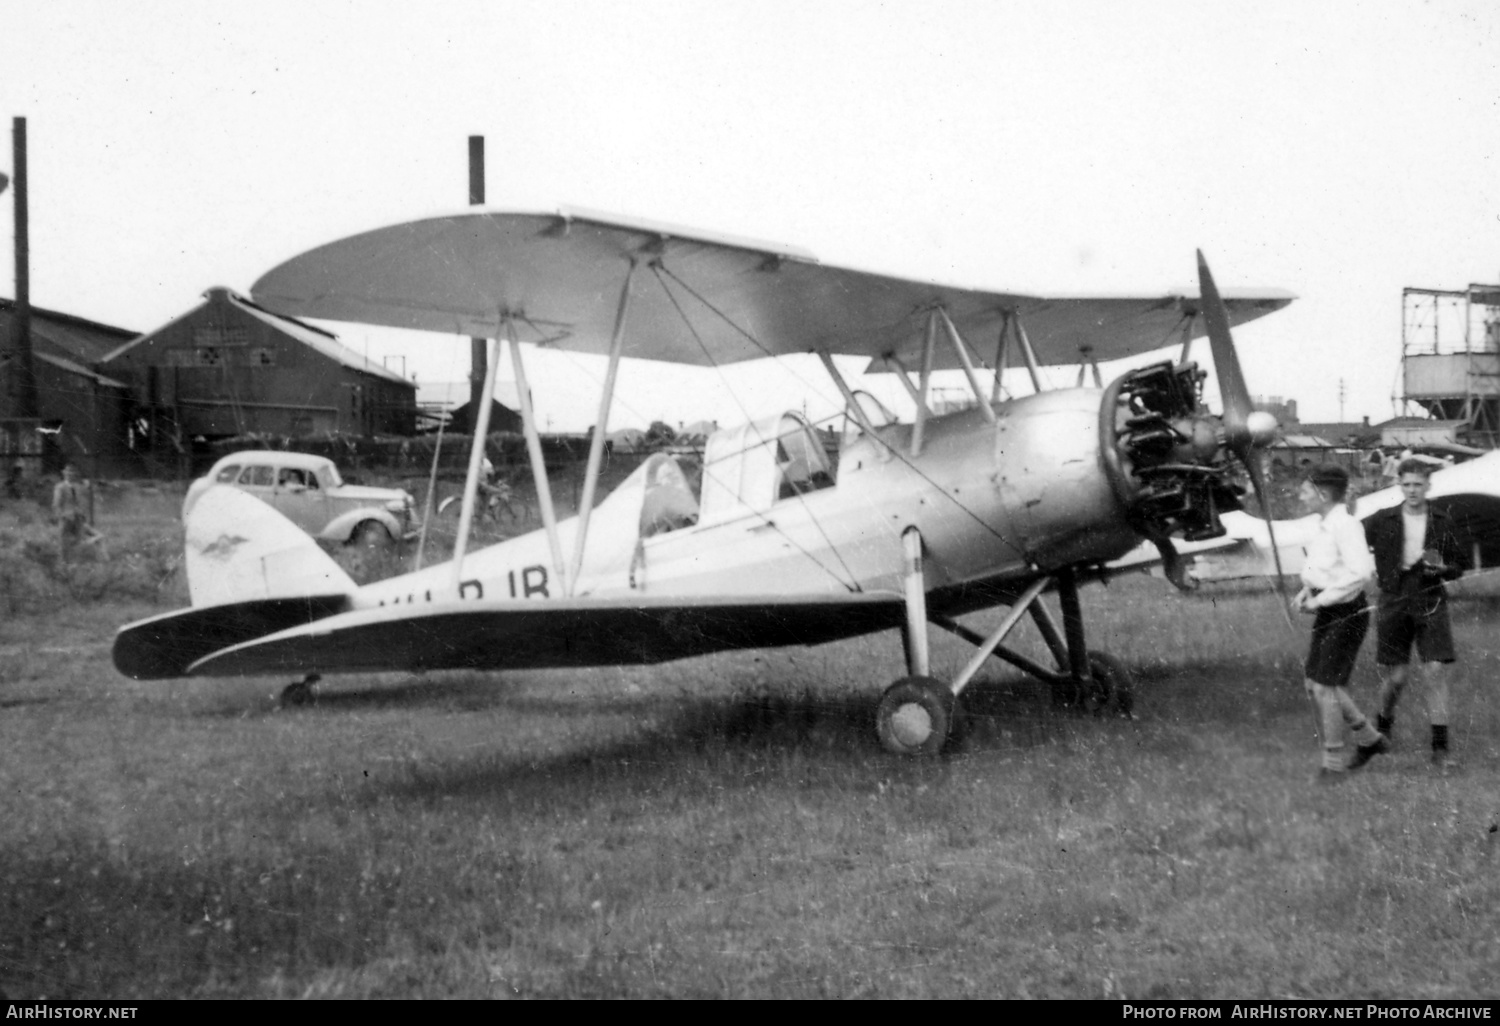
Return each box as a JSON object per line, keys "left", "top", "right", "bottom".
{"left": 186, "top": 485, "right": 356, "bottom": 606}
{"left": 113, "top": 594, "right": 353, "bottom": 680}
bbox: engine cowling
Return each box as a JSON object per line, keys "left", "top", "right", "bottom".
{"left": 1100, "top": 360, "right": 1247, "bottom": 543}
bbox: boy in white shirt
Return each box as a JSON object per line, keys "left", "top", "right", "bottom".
{"left": 1292, "top": 466, "right": 1389, "bottom": 779}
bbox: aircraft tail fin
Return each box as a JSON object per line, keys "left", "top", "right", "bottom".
{"left": 185, "top": 485, "right": 357, "bottom": 606}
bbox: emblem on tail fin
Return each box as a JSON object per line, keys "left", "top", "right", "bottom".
{"left": 198, "top": 533, "right": 251, "bottom": 561}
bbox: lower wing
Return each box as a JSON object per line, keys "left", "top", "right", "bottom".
{"left": 164, "top": 592, "right": 907, "bottom": 679}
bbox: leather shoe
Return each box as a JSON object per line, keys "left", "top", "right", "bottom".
{"left": 1348, "top": 734, "right": 1391, "bottom": 770}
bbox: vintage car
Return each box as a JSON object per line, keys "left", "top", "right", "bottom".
{"left": 183, "top": 451, "right": 419, "bottom": 546}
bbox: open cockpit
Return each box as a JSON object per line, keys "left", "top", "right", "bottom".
{"left": 698, "top": 412, "right": 838, "bottom": 525}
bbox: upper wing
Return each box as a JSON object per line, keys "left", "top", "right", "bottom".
{"left": 926, "top": 286, "right": 1296, "bottom": 371}
{"left": 250, "top": 206, "right": 1293, "bottom": 369}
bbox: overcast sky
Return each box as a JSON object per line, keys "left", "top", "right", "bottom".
{"left": 4, "top": 0, "right": 1498, "bottom": 432}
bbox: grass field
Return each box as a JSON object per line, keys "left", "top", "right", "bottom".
{"left": 2, "top": 488, "right": 1498, "bottom": 999}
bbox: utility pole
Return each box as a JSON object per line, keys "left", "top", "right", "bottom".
{"left": 1338, "top": 378, "right": 1346, "bottom": 422}
{"left": 468, "top": 136, "right": 486, "bottom": 422}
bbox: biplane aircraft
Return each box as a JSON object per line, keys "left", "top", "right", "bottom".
{"left": 114, "top": 207, "right": 1294, "bottom": 755}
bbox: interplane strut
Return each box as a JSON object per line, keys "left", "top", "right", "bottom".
{"left": 568, "top": 259, "right": 640, "bottom": 595}
{"left": 508, "top": 322, "right": 568, "bottom": 594}
{"left": 936, "top": 307, "right": 997, "bottom": 424}
{"left": 450, "top": 333, "right": 503, "bottom": 591}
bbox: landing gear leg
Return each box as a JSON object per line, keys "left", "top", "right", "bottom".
{"left": 280, "top": 673, "right": 321, "bottom": 707}
{"left": 879, "top": 529, "right": 951, "bottom": 756}
{"left": 876, "top": 553, "right": 1136, "bottom": 754}
{"left": 878, "top": 547, "right": 1053, "bottom": 755}
{"left": 1055, "top": 568, "right": 1091, "bottom": 708}
{"left": 898, "top": 528, "right": 929, "bottom": 678}
{"left": 1050, "top": 570, "right": 1133, "bottom": 715}
{"left": 946, "top": 577, "right": 1052, "bottom": 699}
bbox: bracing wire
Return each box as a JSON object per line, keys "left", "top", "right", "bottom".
{"left": 648, "top": 263, "right": 863, "bottom": 592}
{"left": 654, "top": 264, "right": 843, "bottom": 407}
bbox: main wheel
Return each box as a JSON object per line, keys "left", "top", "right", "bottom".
{"left": 1086, "top": 650, "right": 1134, "bottom": 717}
{"left": 876, "top": 676, "right": 956, "bottom": 756}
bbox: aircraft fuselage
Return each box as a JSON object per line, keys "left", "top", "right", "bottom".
{"left": 357, "top": 386, "right": 1140, "bottom": 614}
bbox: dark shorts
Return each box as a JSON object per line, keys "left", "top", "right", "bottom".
{"left": 1376, "top": 584, "right": 1455, "bottom": 665}
{"left": 1305, "top": 595, "right": 1369, "bottom": 688}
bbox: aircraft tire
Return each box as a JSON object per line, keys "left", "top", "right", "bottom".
{"left": 876, "top": 676, "right": 955, "bottom": 757}
{"left": 1086, "top": 650, "right": 1134, "bottom": 718}
{"left": 280, "top": 680, "right": 315, "bottom": 706}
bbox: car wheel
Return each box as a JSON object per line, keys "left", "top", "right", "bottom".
{"left": 352, "top": 520, "right": 393, "bottom": 549}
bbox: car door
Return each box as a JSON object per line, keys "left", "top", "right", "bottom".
{"left": 271, "top": 466, "right": 325, "bottom": 534}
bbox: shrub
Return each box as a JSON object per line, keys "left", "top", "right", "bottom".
{"left": 0, "top": 517, "right": 185, "bottom": 616}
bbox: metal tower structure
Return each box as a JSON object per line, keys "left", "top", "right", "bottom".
{"left": 1400, "top": 284, "right": 1500, "bottom": 449}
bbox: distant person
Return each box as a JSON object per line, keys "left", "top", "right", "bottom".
{"left": 1364, "top": 458, "right": 1469, "bottom": 769}
{"left": 51, "top": 464, "right": 88, "bottom": 562}
{"left": 1380, "top": 449, "right": 1401, "bottom": 486}
{"left": 478, "top": 457, "right": 518, "bottom": 522}
{"left": 584, "top": 425, "right": 613, "bottom": 466}
{"left": 436, "top": 457, "right": 518, "bottom": 523}
{"left": 1291, "top": 465, "right": 1389, "bottom": 780}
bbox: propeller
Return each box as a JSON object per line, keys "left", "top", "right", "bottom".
{"left": 1197, "top": 252, "right": 1294, "bottom": 626}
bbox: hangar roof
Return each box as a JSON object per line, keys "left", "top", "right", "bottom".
{"left": 101, "top": 287, "right": 414, "bottom": 389}
{"left": 0, "top": 297, "right": 137, "bottom": 365}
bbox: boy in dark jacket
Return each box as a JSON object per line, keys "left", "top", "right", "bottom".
{"left": 1363, "top": 459, "right": 1469, "bottom": 768}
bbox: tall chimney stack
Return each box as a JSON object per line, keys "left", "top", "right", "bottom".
{"left": 468, "top": 135, "right": 486, "bottom": 420}
{"left": 10, "top": 116, "right": 37, "bottom": 420}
